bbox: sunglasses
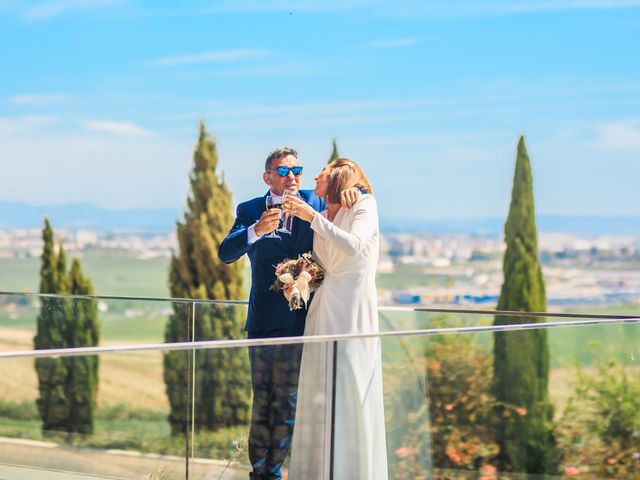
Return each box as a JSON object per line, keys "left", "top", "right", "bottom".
{"left": 269, "top": 166, "right": 303, "bottom": 177}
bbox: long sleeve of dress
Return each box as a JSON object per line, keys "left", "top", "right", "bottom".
{"left": 310, "top": 195, "right": 378, "bottom": 257}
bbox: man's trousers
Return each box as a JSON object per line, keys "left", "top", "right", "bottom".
{"left": 247, "top": 331, "right": 303, "bottom": 480}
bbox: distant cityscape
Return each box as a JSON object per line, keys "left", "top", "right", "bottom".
{"left": 2, "top": 227, "right": 639, "bottom": 310}
{"left": 381, "top": 232, "right": 640, "bottom": 309}
{"left": 0, "top": 228, "right": 176, "bottom": 260}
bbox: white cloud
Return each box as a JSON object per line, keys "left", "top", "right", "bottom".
{"left": 22, "top": 0, "right": 124, "bottom": 20}
{"left": 9, "top": 93, "right": 70, "bottom": 106}
{"left": 84, "top": 120, "right": 153, "bottom": 136}
{"left": 145, "top": 49, "right": 270, "bottom": 67}
{"left": 593, "top": 119, "right": 640, "bottom": 152}
{"left": 25, "top": 2, "right": 68, "bottom": 19}
{"left": 365, "top": 38, "right": 422, "bottom": 48}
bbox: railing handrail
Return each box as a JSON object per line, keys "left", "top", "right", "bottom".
{"left": 1, "top": 291, "right": 638, "bottom": 319}
{"left": 1, "top": 316, "right": 639, "bottom": 359}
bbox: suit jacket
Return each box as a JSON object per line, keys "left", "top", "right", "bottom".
{"left": 218, "top": 190, "right": 326, "bottom": 336}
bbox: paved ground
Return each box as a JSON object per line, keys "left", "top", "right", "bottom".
{"left": 0, "top": 437, "right": 248, "bottom": 480}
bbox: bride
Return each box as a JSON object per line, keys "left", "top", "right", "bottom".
{"left": 283, "top": 158, "right": 388, "bottom": 480}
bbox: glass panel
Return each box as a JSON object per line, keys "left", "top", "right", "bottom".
{"left": 378, "top": 306, "right": 418, "bottom": 331}
{"left": 188, "top": 311, "right": 640, "bottom": 479}
{"left": 377, "top": 316, "right": 640, "bottom": 479}
{"left": 379, "top": 307, "right": 497, "bottom": 332}
{"left": 97, "top": 297, "right": 175, "bottom": 344}
{"left": 0, "top": 293, "right": 40, "bottom": 352}
{"left": 286, "top": 339, "right": 332, "bottom": 479}
{"left": 0, "top": 293, "right": 190, "bottom": 352}
{"left": 2, "top": 298, "right": 639, "bottom": 478}
{"left": 189, "top": 302, "right": 252, "bottom": 479}
{"left": 382, "top": 330, "right": 432, "bottom": 479}
{"left": 0, "top": 349, "right": 188, "bottom": 479}
{"left": 303, "top": 332, "right": 432, "bottom": 480}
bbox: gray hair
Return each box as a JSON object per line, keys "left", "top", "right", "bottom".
{"left": 265, "top": 146, "right": 298, "bottom": 171}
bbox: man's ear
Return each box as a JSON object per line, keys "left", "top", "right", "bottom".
{"left": 263, "top": 171, "right": 271, "bottom": 188}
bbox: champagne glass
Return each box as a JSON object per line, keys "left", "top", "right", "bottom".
{"left": 265, "top": 195, "right": 283, "bottom": 239}
{"left": 279, "top": 189, "right": 295, "bottom": 234}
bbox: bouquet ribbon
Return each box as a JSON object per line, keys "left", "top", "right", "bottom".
{"left": 278, "top": 270, "right": 313, "bottom": 309}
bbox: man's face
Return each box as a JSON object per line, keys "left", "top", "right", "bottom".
{"left": 263, "top": 154, "right": 302, "bottom": 196}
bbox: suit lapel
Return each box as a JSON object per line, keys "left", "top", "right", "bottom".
{"left": 256, "top": 191, "right": 269, "bottom": 221}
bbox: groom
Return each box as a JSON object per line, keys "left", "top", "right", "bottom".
{"left": 218, "top": 147, "right": 324, "bottom": 480}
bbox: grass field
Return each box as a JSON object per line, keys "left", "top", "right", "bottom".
{"left": 377, "top": 263, "right": 452, "bottom": 290}
{"left": 0, "top": 254, "right": 171, "bottom": 297}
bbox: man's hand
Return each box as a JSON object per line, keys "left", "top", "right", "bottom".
{"left": 340, "top": 187, "right": 362, "bottom": 209}
{"left": 254, "top": 208, "right": 281, "bottom": 236}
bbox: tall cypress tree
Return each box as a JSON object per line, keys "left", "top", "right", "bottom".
{"left": 329, "top": 138, "right": 340, "bottom": 163}
{"left": 34, "top": 220, "right": 99, "bottom": 434}
{"left": 68, "top": 259, "right": 99, "bottom": 434}
{"left": 39, "top": 218, "right": 56, "bottom": 294}
{"left": 35, "top": 219, "right": 70, "bottom": 432}
{"left": 492, "top": 136, "right": 556, "bottom": 473}
{"left": 164, "top": 121, "right": 250, "bottom": 435}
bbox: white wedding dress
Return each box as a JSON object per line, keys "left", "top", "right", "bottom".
{"left": 288, "top": 195, "right": 388, "bottom": 480}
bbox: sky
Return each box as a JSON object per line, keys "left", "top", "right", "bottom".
{"left": 1, "top": 0, "right": 639, "bottom": 221}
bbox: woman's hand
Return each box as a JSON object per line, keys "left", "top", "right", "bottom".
{"left": 340, "top": 187, "right": 362, "bottom": 209}
{"left": 283, "top": 195, "right": 316, "bottom": 223}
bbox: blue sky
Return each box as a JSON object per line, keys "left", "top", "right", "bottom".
{"left": 1, "top": 0, "right": 639, "bottom": 221}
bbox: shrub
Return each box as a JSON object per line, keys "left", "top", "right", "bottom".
{"left": 384, "top": 319, "right": 502, "bottom": 478}
{"left": 558, "top": 361, "right": 640, "bottom": 478}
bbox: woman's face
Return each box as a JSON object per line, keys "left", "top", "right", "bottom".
{"left": 314, "top": 167, "right": 330, "bottom": 198}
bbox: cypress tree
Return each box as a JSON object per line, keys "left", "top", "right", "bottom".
{"left": 164, "top": 121, "right": 250, "bottom": 435}
{"left": 492, "top": 136, "right": 556, "bottom": 473}
{"left": 35, "top": 219, "right": 70, "bottom": 433}
{"left": 39, "top": 218, "right": 56, "bottom": 294}
{"left": 68, "top": 259, "right": 99, "bottom": 434}
{"left": 34, "top": 220, "right": 99, "bottom": 434}
{"left": 329, "top": 138, "right": 340, "bottom": 163}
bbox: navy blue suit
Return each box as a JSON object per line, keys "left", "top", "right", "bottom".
{"left": 218, "top": 189, "right": 325, "bottom": 480}
{"left": 219, "top": 189, "right": 325, "bottom": 335}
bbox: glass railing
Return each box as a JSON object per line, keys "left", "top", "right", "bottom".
{"left": 1, "top": 292, "right": 639, "bottom": 479}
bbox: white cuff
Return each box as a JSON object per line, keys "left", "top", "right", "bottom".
{"left": 310, "top": 211, "right": 321, "bottom": 231}
{"left": 247, "top": 224, "right": 260, "bottom": 245}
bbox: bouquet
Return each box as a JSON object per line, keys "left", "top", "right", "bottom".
{"left": 271, "top": 252, "right": 325, "bottom": 310}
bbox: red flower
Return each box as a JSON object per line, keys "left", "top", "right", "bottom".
{"left": 444, "top": 403, "right": 454, "bottom": 411}
{"left": 607, "top": 457, "right": 617, "bottom": 464}
{"left": 564, "top": 466, "right": 578, "bottom": 476}
{"left": 482, "top": 464, "right": 497, "bottom": 474}
{"left": 395, "top": 447, "right": 412, "bottom": 458}
{"left": 445, "top": 444, "right": 461, "bottom": 463}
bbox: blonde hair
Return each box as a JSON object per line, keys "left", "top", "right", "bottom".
{"left": 324, "top": 158, "right": 374, "bottom": 205}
